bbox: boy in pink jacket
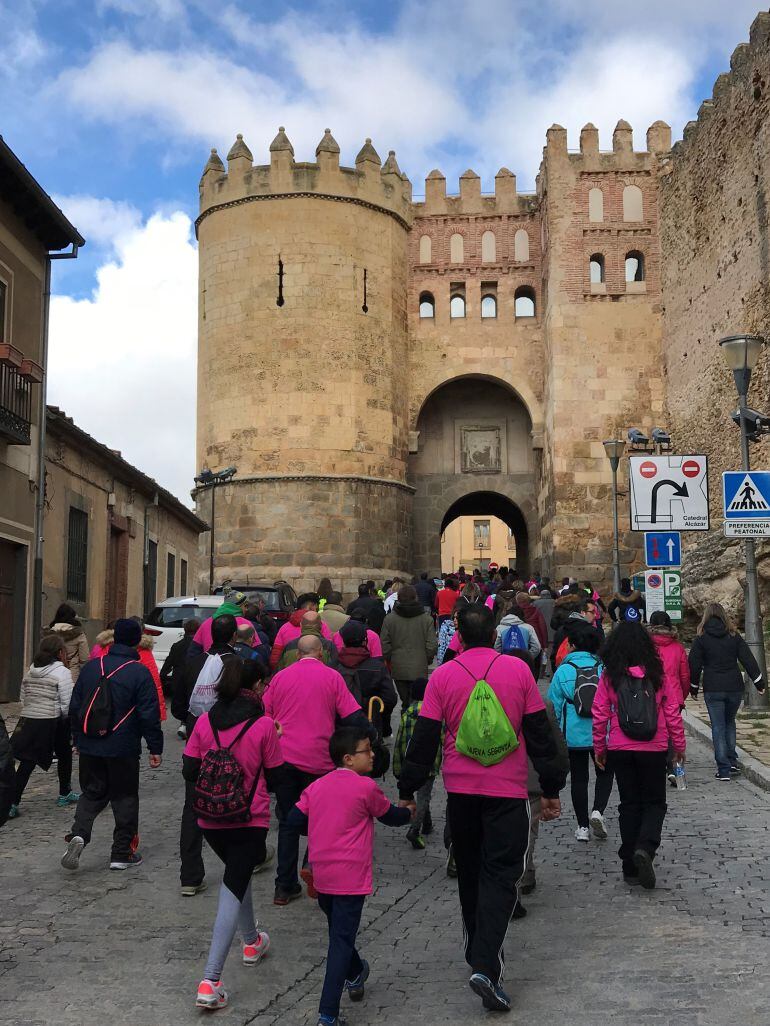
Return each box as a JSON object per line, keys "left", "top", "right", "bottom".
{"left": 648, "top": 611, "right": 690, "bottom": 786}
{"left": 592, "top": 623, "right": 685, "bottom": 889}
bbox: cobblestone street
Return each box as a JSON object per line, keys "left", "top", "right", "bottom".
{"left": 1, "top": 720, "right": 769, "bottom": 1026}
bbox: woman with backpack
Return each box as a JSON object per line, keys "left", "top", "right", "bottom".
{"left": 183, "top": 657, "right": 290, "bottom": 1011}
{"left": 647, "top": 611, "right": 690, "bottom": 787}
{"left": 688, "top": 602, "right": 766, "bottom": 780}
{"left": 592, "top": 622, "right": 686, "bottom": 889}
{"left": 547, "top": 622, "right": 613, "bottom": 842}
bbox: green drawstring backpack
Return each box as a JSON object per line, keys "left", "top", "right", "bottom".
{"left": 454, "top": 654, "right": 519, "bottom": 766}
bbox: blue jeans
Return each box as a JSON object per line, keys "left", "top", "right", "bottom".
{"left": 704, "top": 691, "right": 743, "bottom": 776}
{"left": 317, "top": 893, "right": 365, "bottom": 1018}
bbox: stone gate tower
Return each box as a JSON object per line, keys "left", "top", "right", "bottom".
{"left": 196, "top": 129, "right": 414, "bottom": 591}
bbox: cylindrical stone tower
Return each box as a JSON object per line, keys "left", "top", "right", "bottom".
{"left": 195, "top": 129, "right": 413, "bottom": 594}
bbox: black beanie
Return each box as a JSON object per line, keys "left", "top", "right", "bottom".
{"left": 340, "top": 620, "right": 367, "bottom": 647}
{"left": 114, "top": 618, "right": 142, "bottom": 647}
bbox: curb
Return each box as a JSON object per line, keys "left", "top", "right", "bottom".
{"left": 682, "top": 707, "right": 770, "bottom": 793}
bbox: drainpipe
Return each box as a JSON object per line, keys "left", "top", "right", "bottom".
{"left": 32, "top": 244, "right": 79, "bottom": 644}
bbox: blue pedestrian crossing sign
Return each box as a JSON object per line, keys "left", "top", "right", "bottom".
{"left": 644, "top": 532, "right": 681, "bottom": 568}
{"left": 723, "top": 472, "right": 770, "bottom": 519}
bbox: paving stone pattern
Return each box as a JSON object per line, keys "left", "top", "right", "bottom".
{"left": 1, "top": 723, "right": 769, "bottom": 1026}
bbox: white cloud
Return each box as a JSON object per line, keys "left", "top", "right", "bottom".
{"left": 48, "top": 211, "right": 197, "bottom": 504}
{"left": 51, "top": 194, "right": 142, "bottom": 252}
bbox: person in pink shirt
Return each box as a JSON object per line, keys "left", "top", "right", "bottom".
{"left": 647, "top": 610, "right": 691, "bottom": 787}
{"left": 332, "top": 622, "right": 382, "bottom": 658}
{"left": 398, "top": 605, "right": 565, "bottom": 1015}
{"left": 262, "top": 635, "right": 375, "bottom": 907}
{"left": 183, "top": 656, "right": 291, "bottom": 1012}
{"left": 287, "top": 726, "right": 413, "bottom": 1025}
{"left": 269, "top": 593, "right": 333, "bottom": 671}
{"left": 592, "top": 622, "right": 686, "bottom": 890}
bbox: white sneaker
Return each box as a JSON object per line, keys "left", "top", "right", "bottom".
{"left": 575, "top": 826, "right": 590, "bottom": 842}
{"left": 589, "top": 810, "right": 608, "bottom": 839}
{"left": 196, "top": 979, "right": 228, "bottom": 1010}
{"left": 243, "top": 930, "right": 270, "bottom": 965}
{"left": 61, "top": 835, "right": 85, "bottom": 871}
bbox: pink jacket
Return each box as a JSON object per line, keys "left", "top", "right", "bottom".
{"left": 332, "top": 629, "right": 382, "bottom": 658}
{"left": 592, "top": 666, "right": 686, "bottom": 755}
{"left": 650, "top": 631, "right": 690, "bottom": 706}
{"left": 193, "top": 615, "right": 254, "bottom": 653}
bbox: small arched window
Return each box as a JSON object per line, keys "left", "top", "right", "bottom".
{"left": 481, "top": 231, "right": 496, "bottom": 262}
{"left": 625, "top": 251, "right": 645, "bottom": 282}
{"left": 450, "top": 233, "right": 464, "bottom": 263}
{"left": 589, "top": 254, "right": 605, "bottom": 284}
{"left": 419, "top": 235, "right": 432, "bottom": 263}
{"left": 588, "top": 187, "right": 604, "bottom": 222}
{"left": 514, "top": 286, "right": 535, "bottom": 318}
{"left": 623, "top": 184, "right": 643, "bottom": 221}
{"left": 450, "top": 294, "right": 466, "bottom": 318}
{"left": 514, "top": 229, "right": 529, "bottom": 261}
{"left": 481, "top": 295, "right": 497, "bottom": 319}
{"left": 419, "top": 292, "right": 435, "bottom": 318}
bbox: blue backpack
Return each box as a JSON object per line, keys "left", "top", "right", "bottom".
{"left": 501, "top": 623, "right": 528, "bottom": 655}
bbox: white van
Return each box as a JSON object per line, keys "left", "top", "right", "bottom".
{"left": 144, "top": 595, "right": 222, "bottom": 667}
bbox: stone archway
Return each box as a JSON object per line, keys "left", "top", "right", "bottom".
{"left": 408, "top": 376, "right": 539, "bottom": 575}
{"left": 440, "top": 490, "right": 530, "bottom": 573}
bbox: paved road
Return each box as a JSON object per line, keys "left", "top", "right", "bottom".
{"left": 2, "top": 722, "right": 769, "bottom": 1026}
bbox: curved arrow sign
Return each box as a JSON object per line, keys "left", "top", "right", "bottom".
{"left": 629, "top": 455, "right": 709, "bottom": 532}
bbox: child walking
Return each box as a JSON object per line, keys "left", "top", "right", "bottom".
{"left": 393, "top": 677, "right": 440, "bottom": 849}
{"left": 288, "top": 726, "right": 413, "bottom": 1026}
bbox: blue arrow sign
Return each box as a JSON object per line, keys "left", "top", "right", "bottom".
{"left": 644, "top": 531, "right": 681, "bottom": 567}
{"left": 723, "top": 472, "right": 770, "bottom": 520}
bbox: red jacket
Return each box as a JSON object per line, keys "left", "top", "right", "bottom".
{"left": 435, "top": 587, "right": 459, "bottom": 617}
{"left": 651, "top": 630, "right": 690, "bottom": 706}
{"left": 520, "top": 604, "right": 548, "bottom": 650}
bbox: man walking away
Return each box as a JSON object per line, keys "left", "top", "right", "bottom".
{"left": 270, "top": 594, "right": 333, "bottom": 671}
{"left": 380, "top": 586, "right": 438, "bottom": 708}
{"left": 320, "top": 592, "right": 349, "bottom": 635}
{"left": 62, "top": 618, "right": 163, "bottom": 872}
{"left": 162, "top": 617, "right": 201, "bottom": 740}
{"left": 415, "top": 572, "right": 437, "bottom": 615}
{"left": 398, "top": 605, "right": 565, "bottom": 1013}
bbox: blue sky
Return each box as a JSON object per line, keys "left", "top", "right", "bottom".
{"left": 1, "top": 0, "right": 765, "bottom": 500}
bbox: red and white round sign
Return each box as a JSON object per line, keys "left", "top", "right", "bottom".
{"left": 682, "top": 459, "right": 701, "bottom": 478}
{"left": 640, "top": 461, "right": 658, "bottom": 479}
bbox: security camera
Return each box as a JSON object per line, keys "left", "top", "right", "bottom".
{"left": 627, "top": 428, "right": 650, "bottom": 447}
{"left": 731, "top": 407, "right": 770, "bottom": 442}
{"left": 651, "top": 428, "right": 671, "bottom": 447}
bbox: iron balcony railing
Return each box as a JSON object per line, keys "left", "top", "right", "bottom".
{"left": 0, "top": 362, "right": 32, "bottom": 444}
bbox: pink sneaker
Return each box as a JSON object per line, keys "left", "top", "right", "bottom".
{"left": 195, "top": 979, "right": 228, "bottom": 1010}
{"left": 243, "top": 931, "right": 270, "bottom": 965}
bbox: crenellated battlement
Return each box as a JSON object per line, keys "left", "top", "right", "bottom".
{"left": 544, "top": 119, "right": 671, "bottom": 169}
{"left": 197, "top": 127, "right": 413, "bottom": 232}
{"left": 412, "top": 166, "right": 538, "bottom": 217}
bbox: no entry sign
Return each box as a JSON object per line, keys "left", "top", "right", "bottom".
{"left": 629, "top": 455, "right": 709, "bottom": 532}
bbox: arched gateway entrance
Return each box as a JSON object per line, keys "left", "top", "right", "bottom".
{"left": 408, "top": 377, "right": 539, "bottom": 577}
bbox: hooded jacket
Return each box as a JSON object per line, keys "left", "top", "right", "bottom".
{"left": 269, "top": 610, "right": 333, "bottom": 671}
{"left": 138, "top": 635, "right": 166, "bottom": 721}
{"left": 547, "top": 651, "right": 604, "bottom": 748}
{"left": 336, "top": 645, "right": 398, "bottom": 712}
{"left": 688, "top": 617, "right": 763, "bottom": 693}
{"left": 592, "top": 666, "right": 686, "bottom": 755}
{"left": 380, "top": 601, "right": 437, "bottom": 680}
{"left": 494, "top": 613, "right": 541, "bottom": 658}
{"left": 649, "top": 627, "right": 690, "bottom": 705}
{"left": 18, "top": 661, "right": 74, "bottom": 719}
{"left": 90, "top": 629, "right": 114, "bottom": 660}
{"left": 43, "top": 622, "right": 91, "bottom": 683}
{"left": 518, "top": 602, "right": 548, "bottom": 650}
{"left": 320, "top": 603, "right": 350, "bottom": 635}
{"left": 608, "top": 589, "right": 645, "bottom": 623}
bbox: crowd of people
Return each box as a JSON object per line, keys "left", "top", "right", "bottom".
{"left": 0, "top": 572, "right": 766, "bottom": 1023}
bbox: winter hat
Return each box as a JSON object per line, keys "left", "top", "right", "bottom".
{"left": 340, "top": 620, "right": 367, "bottom": 647}
{"left": 114, "top": 618, "right": 142, "bottom": 647}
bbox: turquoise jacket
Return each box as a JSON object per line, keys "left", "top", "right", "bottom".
{"left": 547, "top": 652, "right": 604, "bottom": 749}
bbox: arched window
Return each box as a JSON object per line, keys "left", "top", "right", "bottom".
{"left": 450, "top": 233, "right": 464, "bottom": 263}
{"left": 450, "top": 293, "right": 466, "bottom": 318}
{"left": 481, "top": 231, "right": 496, "bottom": 262}
{"left": 589, "top": 253, "right": 605, "bottom": 284}
{"left": 419, "top": 292, "right": 435, "bottom": 318}
{"left": 481, "top": 295, "right": 497, "bottom": 319}
{"left": 625, "top": 251, "right": 645, "bottom": 282}
{"left": 419, "top": 235, "right": 432, "bottom": 263}
{"left": 514, "top": 286, "right": 535, "bottom": 318}
{"left": 623, "top": 184, "right": 643, "bottom": 221}
{"left": 588, "top": 187, "right": 604, "bottom": 222}
{"left": 514, "top": 229, "right": 529, "bottom": 261}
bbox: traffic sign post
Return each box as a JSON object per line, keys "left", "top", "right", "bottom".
{"left": 629, "top": 455, "right": 709, "bottom": 532}
{"left": 644, "top": 531, "right": 681, "bottom": 567}
{"left": 722, "top": 471, "right": 770, "bottom": 537}
{"left": 644, "top": 569, "right": 682, "bottom": 622}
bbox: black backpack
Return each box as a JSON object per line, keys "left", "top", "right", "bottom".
{"left": 337, "top": 665, "right": 363, "bottom": 707}
{"left": 79, "top": 658, "right": 134, "bottom": 738}
{"left": 615, "top": 673, "right": 658, "bottom": 741}
{"left": 565, "top": 657, "right": 601, "bottom": 718}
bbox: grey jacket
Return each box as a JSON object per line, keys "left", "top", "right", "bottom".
{"left": 381, "top": 601, "right": 438, "bottom": 680}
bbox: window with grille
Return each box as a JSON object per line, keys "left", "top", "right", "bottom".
{"left": 180, "top": 558, "right": 188, "bottom": 595}
{"left": 166, "top": 552, "right": 176, "bottom": 598}
{"left": 66, "top": 507, "right": 88, "bottom": 603}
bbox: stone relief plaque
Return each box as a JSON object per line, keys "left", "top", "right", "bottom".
{"left": 460, "top": 426, "right": 501, "bottom": 474}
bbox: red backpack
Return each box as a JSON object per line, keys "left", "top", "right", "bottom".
{"left": 193, "top": 718, "right": 260, "bottom": 823}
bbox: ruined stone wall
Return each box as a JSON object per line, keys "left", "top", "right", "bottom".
{"left": 660, "top": 12, "right": 770, "bottom": 621}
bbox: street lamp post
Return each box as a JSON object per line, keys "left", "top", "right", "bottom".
{"left": 195, "top": 466, "right": 237, "bottom": 594}
{"left": 719, "top": 334, "right": 768, "bottom": 709}
{"left": 603, "top": 439, "right": 627, "bottom": 595}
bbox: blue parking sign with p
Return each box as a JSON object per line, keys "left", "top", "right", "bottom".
{"left": 644, "top": 532, "right": 681, "bottom": 568}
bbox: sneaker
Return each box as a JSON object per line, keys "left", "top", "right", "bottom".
{"left": 589, "top": 810, "right": 607, "bottom": 839}
{"left": 633, "top": 849, "right": 656, "bottom": 890}
{"left": 177, "top": 724, "right": 187, "bottom": 740}
{"left": 317, "top": 1016, "right": 347, "bottom": 1026}
{"left": 7, "top": 804, "right": 18, "bottom": 819}
{"left": 575, "top": 826, "right": 590, "bottom": 842}
{"left": 243, "top": 930, "right": 270, "bottom": 965}
{"left": 715, "top": 772, "right": 731, "bottom": 781}
{"left": 730, "top": 764, "right": 740, "bottom": 775}
{"left": 345, "top": 959, "right": 369, "bottom": 1002}
{"left": 300, "top": 866, "right": 318, "bottom": 899}
{"left": 254, "top": 844, "right": 276, "bottom": 874}
{"left": 406, "top": 826, "right": 426, "bottom": 850}
{"left": 273, "top": 884, "right": 303, "bottom": 906}
{"left": 422, "top": 809, "right": 434, "bottom": 835}
{"left": 521, "top": 881, "right": 536, "bottom": 895}
{"left": 510, "top": 901, "right": 527, "bottom": 920}
{"left": 61, "top": 835, "right": 85, "bottom": 871}
{"left": 469, "top": 972, "right": 512, "bottom": 1012}
{"left": 109, "top": 852, "right": 143, "bottom": 871}
{"left": 623, "top": 873, "right": 642, "bottom": 886}
{"left": 195, "top": 979, "right": 228, "bottom": 1010}
{"left": 181, "top": 881, "right": 207, "bottom": 897}
{"left": 446, "top": 845, "right": 457, "bottom": 878}
{"left": 667, "top": 772, "right": 678, "bottom": 787}
{"left": 56, "top": 791, "right": 80, "bottom": 807}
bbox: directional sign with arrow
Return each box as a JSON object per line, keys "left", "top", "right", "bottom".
{"left": 629, "top": 455, "right": 709, "bottom": 532}
{"left": 644, "top": 531, "right": 682, "bottom": 568}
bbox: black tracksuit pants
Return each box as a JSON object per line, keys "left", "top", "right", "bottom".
{"left": 447, "top": 792, "right": 530, "bottom": 985}
{"left": 71, "top": 753, "right": 139, "bottom": 861}
{"left": 609, "top": 750, "right": 667, "bottom": 869}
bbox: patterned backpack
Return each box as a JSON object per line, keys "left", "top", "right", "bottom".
{"left": 193, "top": 718, "right": 260, "bottom": 823}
